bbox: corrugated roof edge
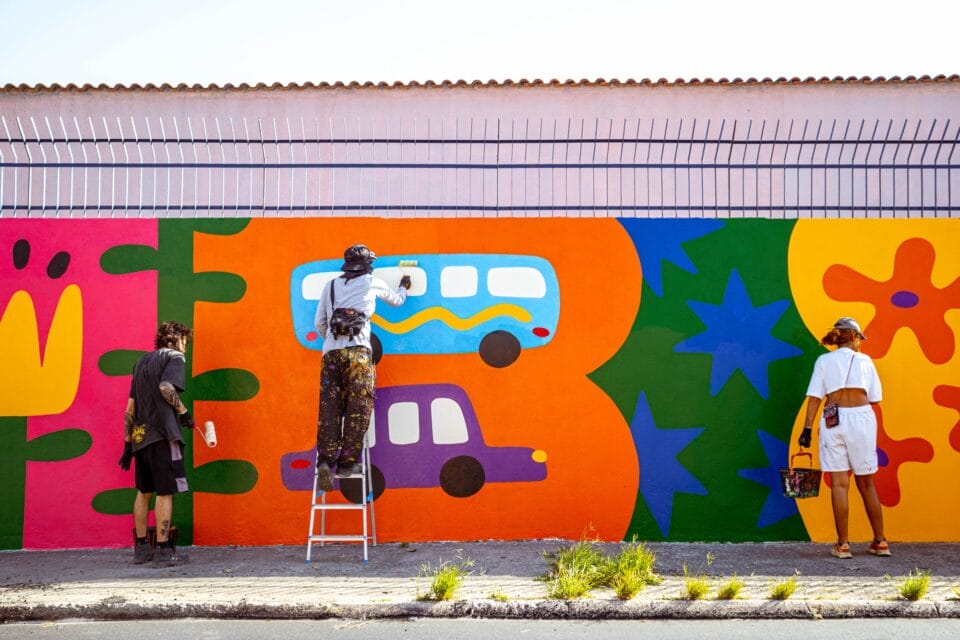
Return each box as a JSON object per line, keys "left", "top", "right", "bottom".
{"left": 2, "top": 75, "right": 960, "bottom": 93}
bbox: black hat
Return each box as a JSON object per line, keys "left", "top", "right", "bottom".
{"left": 341, "top": 244, "right": 377, "bottom": 272}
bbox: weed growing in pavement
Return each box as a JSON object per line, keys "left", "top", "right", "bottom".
{"left": 769, "top": 575, "right": 797, "bottom": 600}
{"left": 898, "top": 570, "right": 931, "bottom": 601}
{"left": 951, "top": 585, "right": 960, "bottom": 599}
{"left": 542, "top": 535, "right": 660, "bottom": 600}
{"left": 716, "top": 574, "right": 745, "bottom": 600}
{"left": 416, "top": 555, "right": 475, "bottom": 601}
{"left": 489, "top": 590, "right": 510, "bottom": 602}
{"left": 681, "top": 563, "right": 711, "bottom": 600}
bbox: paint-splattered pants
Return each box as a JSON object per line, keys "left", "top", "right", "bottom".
{"left": 316, "top": 346, "right": 376, "bottom": 468}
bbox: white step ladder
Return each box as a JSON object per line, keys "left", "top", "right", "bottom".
{"left": 305, "top": 440, "right": 377, "bottom": 563}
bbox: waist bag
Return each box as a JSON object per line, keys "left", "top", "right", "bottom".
{"left": 328, "top": 278, "right": 367, "bottom": 338}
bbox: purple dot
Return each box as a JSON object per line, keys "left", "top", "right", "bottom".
{"left": 877, "top": 447, "right": 889, "bottom": 467}
{"left": 891, "top": 290, "right": 919, "bottom": 308}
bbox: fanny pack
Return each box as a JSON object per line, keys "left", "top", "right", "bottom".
{"left": 824, "top": 353, "right": 856, "bottom": 429}
{"left": 328, "top": 278, "right": 367, "bottom": 339}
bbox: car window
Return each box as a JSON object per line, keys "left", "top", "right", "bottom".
{"left": 431, "top": 397, "right": 469, "bottom": 444}
{"left": 374, "top": 266, "right": 426, "bottom": 296}
{"left": 441, "top": 266, "right": 478, "bottom": 298}
{"left": 388, "top": 402, "right": 419, "bottom": 445}
{"left": 487, "top": 267, "right": 547, "bottom": 298}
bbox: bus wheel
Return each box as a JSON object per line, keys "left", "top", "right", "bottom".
{"left": 479, "top": 330, "right": 521, "bottom": 368}
{"left": 340, "top": 464, "right": 385, "bottom": 504}
{"left": 439, "top": 456, "right": 485, "bottom": 498}
{"left": 370, "top": 333, "right": 383, "bottom": 364}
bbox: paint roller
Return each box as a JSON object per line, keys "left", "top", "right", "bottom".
{"left": 398, "top": 259, "right": 418, "bottom": 289}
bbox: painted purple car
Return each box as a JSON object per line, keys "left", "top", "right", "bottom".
{"left": 281, "top": 383, "right": 547, "bottom": 501}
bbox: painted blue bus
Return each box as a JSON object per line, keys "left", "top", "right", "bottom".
{"left": 290, "top": 253, "right": 560, "bottom": 367}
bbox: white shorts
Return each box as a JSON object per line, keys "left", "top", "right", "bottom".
{"left": 818, "top": 405, "right": 878, "bottom": 475}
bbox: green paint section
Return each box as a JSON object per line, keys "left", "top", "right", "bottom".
{"left": 192, "top": 368, "right": 260, "bottom": 402}
{"left": 25, "top": 428, "right": 92, "bottom": 462}
{"left": 590, "top": 220, "right": 823, "bottom": 542}
{"left": 98, "top": 350, "right": 148, "bottom": 376}
{"left": 0, "top": 418, "right": 27, "bottom": 549}
{"left": 194, "top": 460, "right": 259, "bottom": 494}
{"left": 92, "top": 219, "right": 258, "bottom": 544}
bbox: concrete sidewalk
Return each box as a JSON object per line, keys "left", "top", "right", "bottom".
{"left": 2, "top": 541, "right": 960, "bottom": 621}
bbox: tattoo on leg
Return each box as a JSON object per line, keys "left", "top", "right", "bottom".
{"left": 160, "top": 520, "right": 170, "bottom": 539}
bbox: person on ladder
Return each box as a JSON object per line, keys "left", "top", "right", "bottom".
{"left": 313, "top": 244, "right": 411, "bottom": 491}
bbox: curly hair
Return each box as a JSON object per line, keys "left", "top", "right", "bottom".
{"left": 820, "top": 327, "right": 859, "bottom": 347}
{"left": 155, "top": 321, "right": 193, "bottom": 350}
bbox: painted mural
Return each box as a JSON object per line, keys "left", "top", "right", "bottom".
{"left": 1, "top": 217, "right": 959, "bottom": 549}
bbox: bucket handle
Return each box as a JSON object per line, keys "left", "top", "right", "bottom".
{"left": 791, "top": 450, "right": 813, "bottom": 468}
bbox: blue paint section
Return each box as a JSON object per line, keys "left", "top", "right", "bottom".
{"left": 629, "top": 391, "right": 707, "bottom": 537}
{"left": 674, "top": 269, "right": 802, "bottom": 399}
{"left": 289, "top": 253, "right": 560, "bottom": 356}
{"left": 737, "top": 430, "right": 799, "bottom": 528}
{"left": 618, "top": 219, "right": 724, "bottom": 296}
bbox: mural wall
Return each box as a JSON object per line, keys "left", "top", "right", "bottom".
{"left": 2, "top": 216, "right": 959, "bottom": 549}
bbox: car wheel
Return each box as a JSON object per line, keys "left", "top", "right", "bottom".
{"left": 439, "top": 456, "right": 485, "bottom": 498}
{"left": 478, "top": 330, "right": 521, "bottom": 368}
{"left": 371, "top": 332, "right": 383, "bottom": 364}
{"left": 340, "top": 464, "right": 385, "bottom": 504}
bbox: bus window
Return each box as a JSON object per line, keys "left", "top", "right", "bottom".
{"left": 374, "top": 267, "right": 427, "bottom": 296}
{"left": 388, "top": 401, "right": 420, "bottom": 445}
{"left": 487, "top": 267, "right": 547, "bottom": 298}
{"left": 441, "top": 266, "right": 478, "bottom": 298}
{"left": 301, "top": 272, "right": 339, "bottom": 300}
{"left": 431, "top": 397, "right": 469, "bottom": 444}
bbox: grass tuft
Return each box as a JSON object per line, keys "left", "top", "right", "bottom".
{"left": 681, "top": 562, "right": 711, "bottom": 600}
{"left": 716, "top": 574, "right": 745, "bottom": 600}
{"left": 543, "top": 535, "right": 660, "bottom": 600}
{"left": 489, "top": 590, "right": 510, "bottom": 602}
{"left": 416, "top": 556, "right": 475, "bottom": 601}
{"left": 898, "top": 570, "right": 931, "bottom": 601}
{"left": 770, "top": 576, "right": 797, "bottom": 600}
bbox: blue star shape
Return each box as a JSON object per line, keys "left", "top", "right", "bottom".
{"left": 619, "top": 219, "right": 724, "bottom": 296}
{"left": 674, "top": 269, "right": 802, "bottom": 399}
{"left": 737, "top": 430, "right": 799, "bottom": 528}
{"left": 630, "top": 391, "right": 707, "bottom": 537}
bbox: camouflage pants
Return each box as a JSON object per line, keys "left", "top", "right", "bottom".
{"left": 316, "top": 346, "right": 375, "bottom": 468}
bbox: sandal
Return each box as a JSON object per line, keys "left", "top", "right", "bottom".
{"left": 831, "top": 542, "right": 852, "bottom": 559}
{"left": 868, "top": 539, "right": 891, "bottom": 557}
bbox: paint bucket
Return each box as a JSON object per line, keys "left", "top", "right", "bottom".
{"left": 780, "top": 451, "right": 822, "bottom": 499}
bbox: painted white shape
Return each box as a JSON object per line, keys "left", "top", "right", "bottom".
{"left": 487, "top": 267, "right": 547, "bottom": 298}
{"left": 374, "top": 266, "right": 427, "bottom": 296}
{"left": 366, "top": 409, "right": 376, "bottom": 448}
{"left": 430, "top": 397, "right": 469, "bottom": 444}
{"left": 302, "top": 272, "right": 339, "bottom": 300}
{"left": 441, "top": 266, "right": 479, "bottom": 298}
{"left": 388, "top": 401, "right": 420, "bottom": 445}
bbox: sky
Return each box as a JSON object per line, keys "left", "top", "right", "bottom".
{"left": 0, "top": 0, "right": 957, "bottom": 86}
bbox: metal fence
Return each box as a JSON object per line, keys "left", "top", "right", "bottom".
{"left": 1, "top": 115, "right": 958, "bottom": 218}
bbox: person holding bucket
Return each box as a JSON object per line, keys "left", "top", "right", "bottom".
{"left": 798, "top": 317, "right": 889, "bottom": 559}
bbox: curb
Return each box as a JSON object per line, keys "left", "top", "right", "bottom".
{"left": 3, "top": 599, "right": 960, "bottom": 622}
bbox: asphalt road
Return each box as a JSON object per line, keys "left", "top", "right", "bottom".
{"left": 3, "top": 618, "right": 960, "bottom": 640}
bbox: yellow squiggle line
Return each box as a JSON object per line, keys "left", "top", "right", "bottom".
{"left": 372, "top": 303, "right": 532, "bottom": 334}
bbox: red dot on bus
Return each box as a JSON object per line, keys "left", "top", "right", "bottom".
{"left": 533, "top": 327, "right": 550, "bottom": 337}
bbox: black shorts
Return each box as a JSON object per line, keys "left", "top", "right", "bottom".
{"left": 134, "top": 440, "right": 188, "bottom": 495}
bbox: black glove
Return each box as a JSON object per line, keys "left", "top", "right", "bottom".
{"left": 798, "top": 427, "right": 812, "bottom": 449}
{"left": 399, "top": 275, "right": 412, "bottom": 290}
{"left": 118, "top": 442, "right": 133, "bottom": 471}
{"left": 178, "top": 410, "right": 195, "bottom": 429}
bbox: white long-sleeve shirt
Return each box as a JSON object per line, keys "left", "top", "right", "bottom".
{"left": 314, "top": 274, "right": 407, "bottom": 354}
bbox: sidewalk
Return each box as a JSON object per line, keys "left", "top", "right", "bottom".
{"left": 2, "top": 541, "right": 960, "bottom": 621}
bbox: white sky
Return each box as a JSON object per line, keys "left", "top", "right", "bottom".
{"left": 0, "top": 0, "right": 957, "bottom": 86}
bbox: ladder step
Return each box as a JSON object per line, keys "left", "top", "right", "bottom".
{"left": 311, "top": 503, "right": 366, "bottom": 510}
{"left": 309, "top": 535, "right": 368, "bottom": 542}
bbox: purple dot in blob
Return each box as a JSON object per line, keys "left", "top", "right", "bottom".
{"left": 877, "top": 447, "right": 889, "bottom": 467}
{"left": 891, "top": 290, "right": 919, "bottom": 308}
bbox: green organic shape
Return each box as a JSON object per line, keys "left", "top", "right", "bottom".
{"left": 590, "top": 220, "right": 822, "bottom": 542}
{"left": 193, "top": 460, "right": 259, "bottom": 495}
{"left": 193, "top": 219, "right": 250, "bottom": 235}
{"left": 98, "top": 349, "right": 148, "bottom": 376}
{"left": 101, "top": 244, "right": 160, "bottom": 275}
{"left": 194, "top": 271, "right": 246, "bottom": 304}
{"left": 92, "top": 487, "right": 138, "bottom": 516}
{"left": 0, "top": 417, "right": 28, "bottom": 549}
{"left": 26, "top": 429, "right": 93, "bottom": 461}
{"left": 192, "top": 368, "right": 260, "bottom": 402}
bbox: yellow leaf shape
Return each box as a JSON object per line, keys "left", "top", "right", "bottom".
{"left": 371, "top": 303, "right": 532, "bottom": 334}
{"left": 0, "top": 285, "right": 83, "bottom": 416}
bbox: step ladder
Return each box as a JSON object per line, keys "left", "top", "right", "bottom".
{"left": 305, "top": 440, "right": 377, "bottom": 563}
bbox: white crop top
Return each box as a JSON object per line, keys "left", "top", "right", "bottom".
{"left": 805, "top": 347, "right": 882, "bottom": 402}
